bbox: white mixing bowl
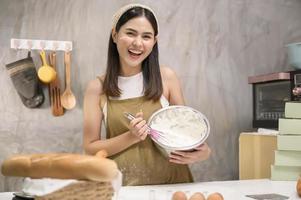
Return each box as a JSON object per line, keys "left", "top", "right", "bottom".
{"left": 148, "top": 105, "right": 210, "bottom": 156}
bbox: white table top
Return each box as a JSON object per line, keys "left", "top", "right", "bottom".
{"left": 0, "top": 179, "right": 299, "bottom": 200}
{"left": 118, "top": 179, "right": 299, "bottom": 200}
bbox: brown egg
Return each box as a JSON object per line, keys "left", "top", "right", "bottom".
{"left": 189, "top": 192, "right": 206, "bottom": 200}
{"left": 172, "top": 191, "right": 187, "bottom": 200}
{"left": 206, "top": 192, "right": 224, "bottom": 200}
{"left": 297, "top": 176, "right": 301, "bottom": 197}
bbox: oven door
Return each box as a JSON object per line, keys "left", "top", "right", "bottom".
{"left": 253, "top": 80, "right": 291, "bottom": 128}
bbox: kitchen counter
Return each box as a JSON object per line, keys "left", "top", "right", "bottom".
{"left": 0, "top": 179, "right": 298, "bottom": 200}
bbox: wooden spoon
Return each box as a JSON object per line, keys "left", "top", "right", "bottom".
{"left": 38, "top": 50, "right": 56, "bottom": 83}
{"left": 61, "top": 51, "right": 76, "bottom": 110}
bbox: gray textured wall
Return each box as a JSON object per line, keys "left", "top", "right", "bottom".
{"left": 1, "top": 0, "right": 301, "bottom": 192}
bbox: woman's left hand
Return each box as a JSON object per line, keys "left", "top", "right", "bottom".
{"left": 169, "top": 143, "right": 211, "bottom": 164}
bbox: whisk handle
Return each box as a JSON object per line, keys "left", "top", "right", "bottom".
{"left": 123, "top": 112, "right": 136, "bottom": 121}
{"left": 123, "top": 112, "right": 152, "bottom": 130}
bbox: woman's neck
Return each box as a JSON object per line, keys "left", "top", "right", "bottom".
{"left": 120, "top": 64, "right": 142, "bottom": 77}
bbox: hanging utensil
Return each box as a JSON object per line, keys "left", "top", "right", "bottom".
{"left": 38, "top": 50, "right": 56, "bottom": 83}
{"left": 49, "top": 52, "right": 64, "bottom": 116}
{"left": 61, "top": 51, "right": 76, "bottom": 110}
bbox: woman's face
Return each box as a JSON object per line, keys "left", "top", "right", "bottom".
{"left": 113, "top": 16, "right": 157, "bottom": 71}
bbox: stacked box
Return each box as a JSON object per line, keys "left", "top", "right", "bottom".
{"left": 271, "top": 102, "right": 301, "bottom": 181}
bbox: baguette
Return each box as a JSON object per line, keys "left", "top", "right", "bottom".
{"left": 1, "top": 150, "right": 118, "bottom": 182}
{"left": 297, "top": 176, "right": 301, "bottom": 197}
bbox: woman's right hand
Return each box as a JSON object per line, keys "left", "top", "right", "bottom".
{"left": 128, "top": 111, "right": 149, "bottom": 141}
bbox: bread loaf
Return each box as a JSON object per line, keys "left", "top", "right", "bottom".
{"left": 1, "top": 150, "right": 118, "bottom": 182}
{"left": 297, "top": 176, "right": 301, "bottom": 197}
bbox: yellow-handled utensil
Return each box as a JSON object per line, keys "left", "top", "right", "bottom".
{"left": 38, "top": 50, "right": 56, "bottom": 83}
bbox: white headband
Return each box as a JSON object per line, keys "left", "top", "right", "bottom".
{"left": 112, "top": 3, "right": 158, "bottom": 33}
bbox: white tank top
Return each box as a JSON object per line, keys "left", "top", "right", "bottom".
{"left": 102, "top": 72, "right": 169, "bottom": 124}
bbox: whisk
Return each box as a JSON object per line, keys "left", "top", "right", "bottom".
{"left": 123, "top": 112, "right": 169, "bottom": 143}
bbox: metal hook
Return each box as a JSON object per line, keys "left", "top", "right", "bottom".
{"left": 53, "top": 42, "right": 59, "bottom": 51}
{"left": 65, "top": 42, "right": 71, "bottom": 52}
{"left": 13, "top": 39, "right": 20, "bottom": 50}
{"left": 27, "top": 40, "right": 33, "bottom": 51}
{"left": 40, "top": 41, "right": 45, "bottom": 50}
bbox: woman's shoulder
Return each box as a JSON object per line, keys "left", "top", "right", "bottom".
{"left": 85, "top": 75, "right": 105, "bottom": 95}
{"left": 160, "top": 65, "right": 178, "bottom": 81}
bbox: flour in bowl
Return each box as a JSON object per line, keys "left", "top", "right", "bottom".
{"left": 149, "top": 106, "right": 209, "bottom": 149}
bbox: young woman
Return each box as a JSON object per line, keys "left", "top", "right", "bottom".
{"left": 83, "top": 4, "right": 211, "bottom": 186}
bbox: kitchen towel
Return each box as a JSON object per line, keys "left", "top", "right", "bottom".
{"left": 6, "top": 52, "right": 44, "bottom": 108}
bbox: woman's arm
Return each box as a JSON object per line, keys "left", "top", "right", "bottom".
{"left": 83, "top": 79, "right": 148, "bottom": 156}
{"left": 161, "top": 67, "right": 185, "bottom": 105}
{"left": 161, "top": 67, "right": 211, "bottom": 164}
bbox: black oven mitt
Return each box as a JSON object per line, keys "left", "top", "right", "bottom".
{"left": 5, "top": 52, "right": 44, "bottom": 108}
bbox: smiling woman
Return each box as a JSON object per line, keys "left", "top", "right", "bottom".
{"left": 83, "top": 3, "right": 211, "bottom": 186}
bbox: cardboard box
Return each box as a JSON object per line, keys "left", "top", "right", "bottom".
{"left": 271, "top": 165, "right": 301, "bottom": 181}
{"left": 274, "top": 150, "right": 301, "bottom": 166}
{"left": 279, "top": 118, "right": 301, "bottom": 135}
{"left": 278, "top": 135, "right": 301, "bottom": 151}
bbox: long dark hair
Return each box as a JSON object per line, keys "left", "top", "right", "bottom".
{"left": 103, "top": 7, "right": 163, "bottom": 101}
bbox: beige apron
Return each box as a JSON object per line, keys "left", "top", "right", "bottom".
{"left": 103, "top": 95, "right": 193, "bottom": 186}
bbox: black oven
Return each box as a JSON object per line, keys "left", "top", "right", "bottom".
{"left": 248, "top": 70, "right": 301, "bottom": 128}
